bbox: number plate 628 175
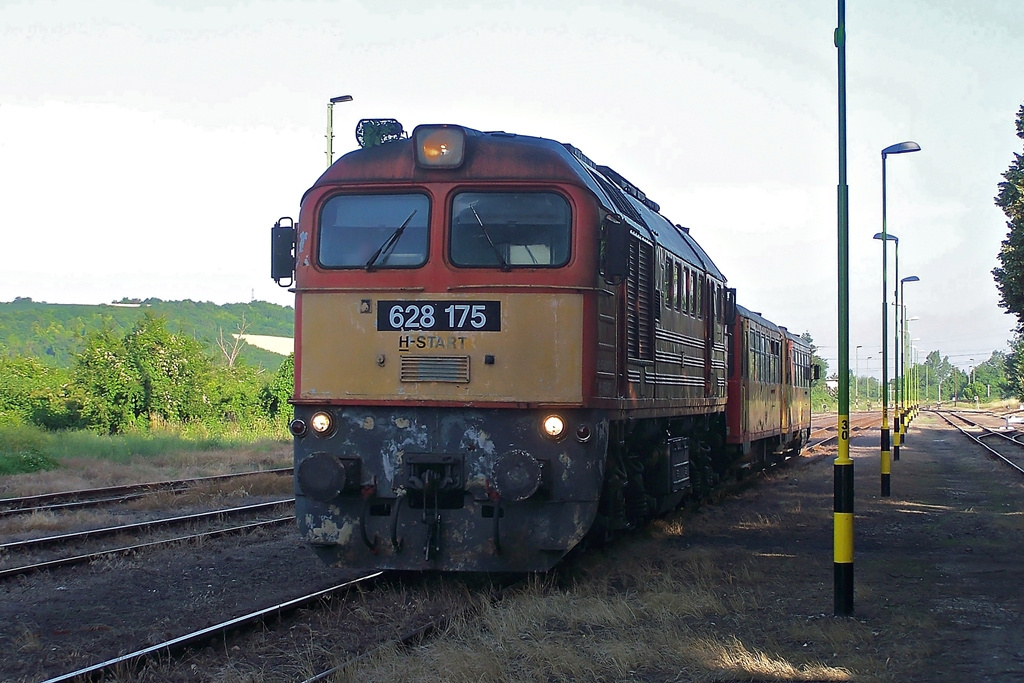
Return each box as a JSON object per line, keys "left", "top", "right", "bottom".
{"left": 376, "top": 301, "right": 501, "bottom": 332}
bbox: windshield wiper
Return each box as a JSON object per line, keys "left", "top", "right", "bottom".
{"left": 470, "top": 205, "right": 511, "bottom": 272}
{"left": 365, "top": 210, "right": 417, "bottom": 271}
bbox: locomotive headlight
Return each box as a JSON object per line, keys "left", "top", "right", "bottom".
{"left": 414, "top": 125, "right": 466, "bottom": 168}
{"left": 541, "top": 414, "right": 566, "bottom": 441}
{"left": 310, "top": 411, "right": 334, "bottom": 437}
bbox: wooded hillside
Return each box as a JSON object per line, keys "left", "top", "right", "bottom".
{"left": 0, "top": 298, "right": 293, "bottom": 370}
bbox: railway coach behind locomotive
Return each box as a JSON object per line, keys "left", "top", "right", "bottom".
{"left": 271, "top": 122, "right": 811, "bottom": 572}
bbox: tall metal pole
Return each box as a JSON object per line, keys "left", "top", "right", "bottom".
{"left": 833, "top": 0, "right": 854, "bottom": 617}
{"left": 856, "top": 345, "right": 862, "bottom": 409}
{"left": 893, "top": 238, "right": 901, "bottom": 462}
{"left": 878, "top": 140, "right": 920, "bottom": 471}
{"left": 880, "top": 153, "right": 892, "bottom": 497}
{"left": 326, "top": 94, "right": 353, "bottom": 168}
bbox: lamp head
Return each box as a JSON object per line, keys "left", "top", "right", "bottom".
{"left": 873, "top": 232, "right": 898, "bottom": 242}
{"left": 901, "top": 275, "right": 920, "bottom": 284}
{"left": 882, "top": 141, "right": 921, "bottom": 157}
{"left": 330, "top": 95, "right": 354, "bottom": 103}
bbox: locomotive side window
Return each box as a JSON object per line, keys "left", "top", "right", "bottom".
{"left": 696, "top": 274, "right": 705, "bottom": 319}
{"left": 450, "top": 192, "right": 570, "bottom": 267}
{"left": 674, "top": 263, "right": 683, "bottom": 311}
{"left": 687, "top": 269, "right": 695, "bottom": 316}
{"left": 318, "top": 193, "right": 430, "bottom": 269}
{"left": 662, "top": 258, "right": 673, "bottom": 310}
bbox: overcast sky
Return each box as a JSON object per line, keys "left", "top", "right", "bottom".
{"left": 2, "top": 0, "right": 1021, "bottom": 377}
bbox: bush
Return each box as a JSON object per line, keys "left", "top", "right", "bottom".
{"left": 1, "top": 315, "right": 296, "bottom": 438}
{"left": 0, "top": 424, "right": 59, "bottom": 475}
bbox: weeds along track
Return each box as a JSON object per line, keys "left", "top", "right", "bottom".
{"left": 935, "top": 409, "right": 1024, "bottom": 476}
{"left": 0, "top": 467, "right": 292, "bottom": 517}
{"left": 0, "top": 498, "right": 295, "bottom": 579}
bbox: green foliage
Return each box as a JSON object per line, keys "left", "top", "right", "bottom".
{"left": 1005, "top": 333, "right": 1024, "bottom": 400}
{"left": 73, "top": 327, "right": 146, "bottom": 433}
{"left": 123, "top": 314, "right": 211, "bottom": 423}
{"left": 0, "top": 423, "right": 59, "bottom": 474}
{"left": 993, "top": 103, "right": 1024, "bottom": 328}
{"left": 0, "top": 298, "right": 293, "bottom": 370}
{"left": 0, "top": 422, "right": 287, "bottom": 470}
{"left": 800, "top": 332, "right": 836, "bottom": 412}
{"left": 0, "top": 304, "right": 297, "bottom": 437}
{"left": 0, "top": 356, "right": 83, "bottom": 428}
{"left": 262, "top": 353, "right": 294, "bottom": 421}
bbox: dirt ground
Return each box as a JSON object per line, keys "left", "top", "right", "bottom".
{"left": 1, "top": 412, "right": 1023, "bottom": 681}
{"left": 833, "top": 411, "right": 1024, "bottom": 680}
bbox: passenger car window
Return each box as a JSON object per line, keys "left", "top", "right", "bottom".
{"left": 318, "top": 194, "right": 430, "bottom": 268}
{"left": 450, "top": 192, "right": 570, "bottom": 268}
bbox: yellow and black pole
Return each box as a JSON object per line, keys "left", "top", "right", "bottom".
{"left": 900, "top": 277, "right": 919, "bottom": 443}
{"left": 834, "top": 0, "right": 854, "bottom": 617}
{"left": 873, "top": 230, "right": 895, "bottom": 496}
{"left": 892, "top": 236, "right": 901, "bottom": 462}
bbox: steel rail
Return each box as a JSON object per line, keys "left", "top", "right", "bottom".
{"left": 808, "top": 413, "right": 878, "bottom": 448}
{"left": 0, "top": 467, "right": 292, "bottom": 516}
{"left": 301, "top": 576, "right": 526, "bottom": 683}
{"left": 0, "top": 498, "right": 294, "bottom": 552}
{"left": 0, "top": 516, "right": 294, "bottom": 580}
{"left": 39, "top": 572, "right": 385, "bottom": 683}
{"left": 933, "top": 410, "right": 1024, "bottom": 476}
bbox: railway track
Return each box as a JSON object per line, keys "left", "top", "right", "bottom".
{"left": 0, "top": 467, "right": 292, "bottom": 517}
{"left": 0, "top": 498, "right": 295, "bottom": 580}
{"left": 39, "top": 572, "right": 386, "bottom": 683}
{"left": 38, "top": 566, "right": 523, "bottom": 683}
{"left": 807, "top": 412, "right": 879, "bottom": 448}
{"left": 934, "top": 409, "right": 1024, "bottom": 476}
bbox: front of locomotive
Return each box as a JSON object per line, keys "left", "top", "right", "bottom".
{"left": 279, "top": 125, "right": 611, "bottom": 572}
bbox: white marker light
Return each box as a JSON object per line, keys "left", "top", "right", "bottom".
{"left": 542, "top": 415, "right": 565, "bottom": 440}
{"left": 310, "top": 411, "right": 334, "bottom": 436}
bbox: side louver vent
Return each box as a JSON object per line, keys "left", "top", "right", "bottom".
{"left": 400, "top": 355, "right": 470, "bottom": 383}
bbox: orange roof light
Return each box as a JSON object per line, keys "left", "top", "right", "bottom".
{"left": 414, "top": 125, "right": 466, "bottom": 168}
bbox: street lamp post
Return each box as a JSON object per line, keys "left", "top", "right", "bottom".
{"left": 899, "top": 276, "right": 919, "bottom": 448}
{"left": 854, "top": 345, "right": 862, "bottom": 409}
{"left": 907, "top": 322, "right": 920, "bottom": 422}
{"left": 866, "top": 356, "right": 873, "bottom": 406}
{"left": 910, "top": 341, "right": 920, "bottom": 413}
{"left": 326, "top": 94, "right": 354, "bottom": 168}
{"left": 873, "top": 232, "right": 898, "bottom": 486}
{"left": 876, "top": 140, "right": 920, "bottom": 495}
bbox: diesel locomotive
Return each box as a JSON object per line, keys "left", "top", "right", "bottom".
{"left": 271, "top": 122, "right": 813, "bottom": 572}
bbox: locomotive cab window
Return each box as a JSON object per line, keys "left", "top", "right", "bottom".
{"left": 318, "top": 193, "right": 430, "bottom": 269}
{"left": 450, "top": 192, "right": 570, "bottom": 268}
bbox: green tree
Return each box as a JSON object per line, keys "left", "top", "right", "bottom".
{"left": 993, "top": 103, "right": 1024, "bottom": 326}
{"left": 1005, "top": 333, "right": 1024, "bottom": 400}
{"left": 0, "top": 356, "right": 79, "bottom": 427}
{"left": 801, "top": 332, "right": 835, "bottom": 411}
{"left": 73, "top": 328, "right": 145, "bottom": 433}
{"left": 123, "top": 313, "right": 212, "bottom": 424}
{"left": 262, "top": 353, "right": 294, "bottom": 421}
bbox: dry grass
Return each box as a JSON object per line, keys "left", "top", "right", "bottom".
{"left": 316, "top": 460, "right": 929, "bottom": 683}
{"left": 324, "top": 545, "right": 868, "bottom": 683}
{"left": 0, "top": 444, "right": 290, "bottom": 501}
